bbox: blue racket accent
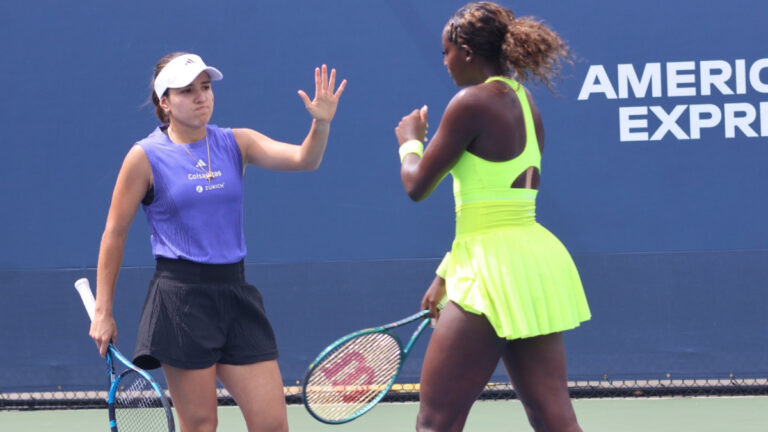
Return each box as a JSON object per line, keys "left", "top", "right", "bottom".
{"left": 73, "top": 278, "right": 174, "bottom": 432}
{"left": 302, "top": 310, "right": 431, "bottom": 424}
{"left": 104, "top": 343, "right": 175, "bottom": 431}
{"left": 108, "top": 346, "right": 168, "bottom": 397}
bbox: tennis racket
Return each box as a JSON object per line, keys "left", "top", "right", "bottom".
{"left": 74, "top": 278, "right": 175, "bottom": 432}
{"left": 302, "top": 309, "right": 431, "bottom": 424}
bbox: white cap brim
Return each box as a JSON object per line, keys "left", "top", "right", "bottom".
{"left": 154, "top": 54, "right": 223, "bottom": 99}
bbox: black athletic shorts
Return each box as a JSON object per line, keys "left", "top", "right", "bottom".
{"left": 133, "top": 257, "right": 279, "bottom": 370}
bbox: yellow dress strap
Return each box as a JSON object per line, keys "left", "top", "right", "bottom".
{"left": 484, "top": 76, "right": 540, "bottom": 172}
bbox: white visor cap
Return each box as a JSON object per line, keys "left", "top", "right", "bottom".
{"left": 154, "top": 54, "right": 223, "bottom": 99}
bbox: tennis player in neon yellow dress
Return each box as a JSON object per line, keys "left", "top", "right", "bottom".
{"left": 395, "top": 2, "right": 590, "bottom": 431}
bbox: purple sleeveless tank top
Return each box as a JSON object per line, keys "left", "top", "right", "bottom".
{"left": 137, "top": 124, "right": 246, "bottom": 264}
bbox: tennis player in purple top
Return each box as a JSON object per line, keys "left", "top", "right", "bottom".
{"left": 89, "top": 52, "right": 346, "bottom": 432}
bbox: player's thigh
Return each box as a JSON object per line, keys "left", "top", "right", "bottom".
{"left": 162, "top": 363, "right": 219, "bottom": 429}
{"left": 501, "top": 333, "right": 573, "bottom": 412}
{"left": 217, "top": 360, "right": 288, "bottom": 432}
{"left": 420, "top": 302, "right": 505, "bottom": 414}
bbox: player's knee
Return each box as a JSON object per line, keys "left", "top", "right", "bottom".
{"left": 521, "top": 400, "right": 550, "bottom": 431}
{"left": 526, "top": 404, "right": 581, "bottom": 432}
{"left": 416, "top": 410, "right": 435, "bottom": 432}
{"left": 523, "top": 410, "right": 546, "bottom": 432}
{"left": 241, "top": 407, "right": 288, "bottom": 432}
{"left": 180, "top": 411, "right": 218, "bottom": 432}
{"left": 416, "top": 408, "right": 458, "bottom": 432}
{"left": 254, "top": 416, "right": 288, "bottom": 432}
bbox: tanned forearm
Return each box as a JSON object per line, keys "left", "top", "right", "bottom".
{"left": 298, "top": 119, "right": 331, "bottom": 171}
{"left": 95, "top": 227, "right": 128, "bottom": 318}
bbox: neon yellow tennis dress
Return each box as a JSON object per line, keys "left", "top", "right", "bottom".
{"left": 438, "top": 76, "right": 591, "bottom": 339}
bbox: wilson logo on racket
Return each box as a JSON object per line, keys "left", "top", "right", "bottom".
{"left": 302, "top": 310, "right": 431, "bottom": 424}
{"left": 320, "top": 351, "right": 376, "bottom": 403}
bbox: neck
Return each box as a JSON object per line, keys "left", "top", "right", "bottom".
{"left": 167, "top": 122, "right": 206, "bottom": 144}
{"left": 469, "top": 62, "right": 506, "bottom": 86}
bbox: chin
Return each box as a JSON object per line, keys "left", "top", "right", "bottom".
{"left": 455, "top": 79, "right": 470, "bottom": 87}
{"left": 450, "top": 75, "right": 470, "bottom": 87}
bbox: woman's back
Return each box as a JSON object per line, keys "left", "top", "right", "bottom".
{"left": 457, "top": 78, "right": 545, "bottom": 191}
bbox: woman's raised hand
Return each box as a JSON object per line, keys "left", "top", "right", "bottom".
{"left": 395, "top": 105, "right": 428, "bottom": 145}
{"left": 298, "top": 65, "right": 347, "bottom": 124}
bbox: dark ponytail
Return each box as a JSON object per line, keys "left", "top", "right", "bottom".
{"left": 445, "top": 2, "right": 572, "bottom": 90}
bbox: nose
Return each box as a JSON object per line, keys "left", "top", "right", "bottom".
{"left": 193, "top": 89, "right": 207, "bottom": 103}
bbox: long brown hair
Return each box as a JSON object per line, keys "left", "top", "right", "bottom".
{"left": 149, "top": 52, "right": 189, "bottom": 123}
{"left": 445, "top": 2, "right": 572, "bottom": 89}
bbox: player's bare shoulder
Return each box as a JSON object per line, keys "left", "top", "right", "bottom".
{"left": 445, "top": 84, "right": 493, "bottom": 116}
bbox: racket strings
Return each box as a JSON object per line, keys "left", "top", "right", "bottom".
{"left": 305, "top": 332, "right": 402, "bottom": 421}
{"left": 113, "top": 371, "right": 171, "bottom": 431}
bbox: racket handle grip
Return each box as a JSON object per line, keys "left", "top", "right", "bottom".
{"left": 74, "top": 278, "right": 96, "bottom": 322}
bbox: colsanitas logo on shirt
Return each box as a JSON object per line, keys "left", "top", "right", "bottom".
{"left": 188, "top": 170, "right": 223, "bottom": 181}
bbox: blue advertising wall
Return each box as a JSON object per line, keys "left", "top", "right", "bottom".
{"left": 1, "top": 0, "right": 767, "bottom": 391}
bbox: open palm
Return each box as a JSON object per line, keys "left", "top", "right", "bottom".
{"left": 298, "top": 64, "right": 347, "bottom": 124}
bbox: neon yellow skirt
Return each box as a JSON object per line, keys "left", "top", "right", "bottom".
{"left": 442, "top": 200, "right": 591, "bottom": 340}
